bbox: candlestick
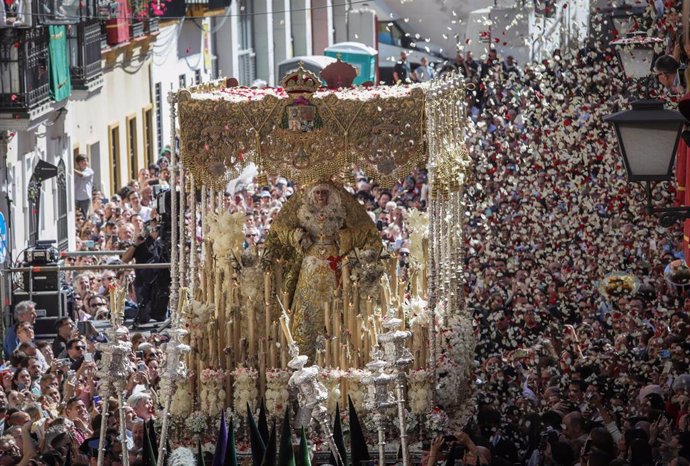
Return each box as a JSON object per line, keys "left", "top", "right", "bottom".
{"left": 381, "top": 276, "right": 391, "bottom": 308}
{"left": 270, "top": 322, "right": 278, "bottom": 368}
{"left": 324, "top": 302, "right": 331, "bottom": 335}
{"left": 379, "top": 311, "right": 414, "bottom": 466}
{"left": 227, "top": 321, "right": 233, "bottom": 368}
{"left": 280, "top": 328, "right": 287, "bottom": 369}
{"left": 248, "top": 299, "right": 256, "bottom": 361}
{"left": 259, "top": 340, "right": 266, "bottom": 400}
{"left": 288, "top": 349, "right": 343, "bottom": 466}
{"left": 277, "top": 296, "right": 295, "bottom": 348}
{"left": 362, "top": 358, "right": 397, "bottom": 466}
{"left": 264, "top": 271, "right": 272, "bottom": 341}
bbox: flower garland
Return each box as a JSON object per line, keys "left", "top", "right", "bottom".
{"left": 434, "top": 302, "right": 476, "bottom": 428}
{"left": 265, "top": 369, "right": 291, "bottom": 417}
{"left": 192, "top": 84, "right": 419, "bottom": 103}
{"left": 200, "top": 369, "right": 227, "bottom": 416}
{"left": 231, "top": 367, "right": 258, "bottom": 415}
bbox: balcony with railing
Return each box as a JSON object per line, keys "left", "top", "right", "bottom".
{"left": 0, "top": 27, "right": 51, "bottom": 117}
{"left": 68, "top": 19, "right": 103, "bottom": 92}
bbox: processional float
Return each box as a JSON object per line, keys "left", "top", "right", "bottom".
{"left": 151, "top": 60, "right": 474, "bottom": 460}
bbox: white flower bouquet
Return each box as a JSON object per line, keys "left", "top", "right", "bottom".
{"left": 231, "top": 366, "right": 259, "bottom": 414}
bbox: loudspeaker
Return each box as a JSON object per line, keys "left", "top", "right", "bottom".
{"left": 21, "top": 268, "right": 61, "bottom": 291}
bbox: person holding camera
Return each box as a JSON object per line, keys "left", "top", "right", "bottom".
{"left": 122, "top": 218, "right": 169, "bottom": 323}
{"left": 425, "top": 432, "right": 490, "bottom": 466}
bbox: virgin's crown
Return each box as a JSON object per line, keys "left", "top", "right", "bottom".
{"left": 280, "top": 62, "right": 321, "bottom": 96}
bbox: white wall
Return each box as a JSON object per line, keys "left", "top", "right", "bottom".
{"left": 466, "top": 1, "right": 591, "bottom": 64}
{"left": 69, "top": 44, "right": 154, "bottom": 197}
{"left": 215, "top": 2, "right": 240, "bottom": 81}
{"left": 4, "top": 112, "right": 74, "bottom": 258}
{"left": 151, "top": 19, "right": 215, "bottom": 158}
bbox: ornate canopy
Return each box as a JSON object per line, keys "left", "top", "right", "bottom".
{"left": 177, "top": 77, "right": 430, "bottom": 190}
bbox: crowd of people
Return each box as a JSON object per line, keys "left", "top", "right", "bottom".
{"left": 4, "top": 4, "right": 690, "bottom": 466}
{"left": 444, "top": 8, "right": 690, "bottom": 466}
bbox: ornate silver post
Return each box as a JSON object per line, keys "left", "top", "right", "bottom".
{"left": 157, "top": 327, "right": 191, "bottom": 466}
{"left": 278, "top": 303, "right": 343, "bottom": 466}
{"left": 95, "top": 294, "right": 132, "bottom": 466}
{"left": 378, "top": 311, "right": 414, "bottom": 466}
{"left": 190, "top": 173, "right": 197, "bottom": 290}
{"left": 178, "top": 164, "right": 186, "bottom": 288}
{"left": 116, "top": 387, "right": 129, "bottom": 466}
{"left": 168, "top": 90, "right": 179, "bottom": 318}
{"left": 361, "top": 355, "right": 397, "bottom": 466}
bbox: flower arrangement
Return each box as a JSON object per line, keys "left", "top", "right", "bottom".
{"left": 206, "top": 210, "right": 246, "bottom": 261}
{"left": 598, "top": 271, "right": 640, "bottom": 299}
{"left": 318, "top": 368, "right": 346, "bottom": 413}
{"left": 423, "top": 406, "right": 450, "bottom": 435}
{"left": 344, "top": 368, "right": 367, "bottom": 411}
{"left": 666, "top": 260, "right": 690, "bottom": 285}
{"left": 265, "top": 369, "right": 290, "bottom": 417}
{"left": 408, "top": 369, "right": 432, "bottom": 415}
{"left": 349, "top": 249, "right": 386, "bottom": 299}
{"left": 231, "top": 366, "right": 258, "bottom": 415}
{"left": 184, "top": 411, "right": 210, "bottom": 437}
{"left": 405, "top": 297, "right": 430, "bottom": 328}
{"left": 200, "top": 369, "right": 227, "bottom": 415}
{"left": 170, "top": 379, "right": 194, "bottom": 417}
{"left": 185, "top": 300, "right": 214, "bottom": 333}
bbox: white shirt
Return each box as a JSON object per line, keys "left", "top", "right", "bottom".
{"left": 134, "top": 205, "right": 152, "bottom": 222}
{"left": 74, "top": 167, "right": 94, "bottom": 201}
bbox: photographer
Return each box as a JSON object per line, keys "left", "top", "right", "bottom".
{"left": 121, "top": 217, "right": 169, "bottom": 323}
{"left": 425, "top": 432, "right": 490, "bottom": 466}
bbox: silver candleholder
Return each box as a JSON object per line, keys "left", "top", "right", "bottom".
{"left": 287, "top": 345, "right": 344, "bottom": 466}
{"left": 95, "top": 323, "right": 132, "bottom": 466}
{"left": 362, "top": 356, "right": 397, "bottom": 466}
{"left": 157, "top": 327, "right": 191, "bottom": 466}
{"left": 378, "top": 311, "right": 414, "bottom": 466}
{"left": 279, "top": 301, "right": 344, "bottom": 466}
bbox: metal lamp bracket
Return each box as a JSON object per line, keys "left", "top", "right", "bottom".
{"left": 644, "top": 181, "right": 690, "bottom": 226}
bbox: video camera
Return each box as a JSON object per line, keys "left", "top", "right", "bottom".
{"left": 24, "top": 240, "right": 59, "bottom": 265}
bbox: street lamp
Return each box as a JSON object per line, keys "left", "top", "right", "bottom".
{"left": 610, "top": 33, "right": 662, "bottom": 80}
{"left": 604, "top": 100, "right": 686, "bottom": 225}
{"left": 609, "top": 6, "right": 645, "bottom": 42}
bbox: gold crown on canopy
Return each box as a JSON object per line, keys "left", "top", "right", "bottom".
{"left": 280, "top": 62, "right": 321, "bottom": 96}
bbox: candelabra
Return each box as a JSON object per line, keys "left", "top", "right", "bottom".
{"left": 361, "top": 354, "right": 397, "bottom": 466}
{"left": 279, "top": 304, "right": 344, "bottom": 466}
{"left": 378, "top": 311, "right": 414, "bottom": 466}
{"left": 96, "top": 288, "right": 133, "bottom": 466}
{"left": 157, "top": 326, "right": 191, "bottom": 466}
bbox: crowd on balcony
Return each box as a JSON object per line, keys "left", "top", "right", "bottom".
{"left": 6, "top": 3, "right": 690, "bottom": 466}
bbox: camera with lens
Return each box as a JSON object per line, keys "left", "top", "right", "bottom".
{"left": 539, "top": 428, "right": 559, "bottom": 451}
